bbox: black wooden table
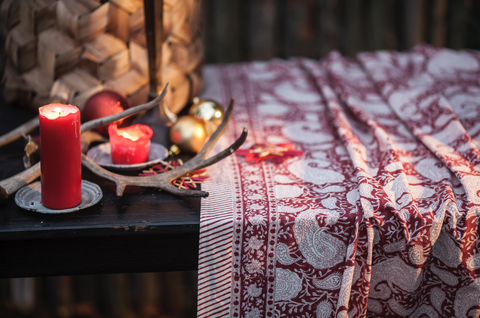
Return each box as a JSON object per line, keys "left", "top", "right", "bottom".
{"left": 0, "top": 99, "right": 200, "bottom": 278}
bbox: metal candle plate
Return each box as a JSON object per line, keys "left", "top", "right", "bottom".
{"left": 15, "top": 180, "right": 103, "bottom": 214}
{"left": 86, "top": 142, "right": 168, "bottom": 171}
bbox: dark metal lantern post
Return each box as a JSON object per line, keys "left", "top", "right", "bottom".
{"left": 143, "top": 0, "right": 164, "bottom": 101}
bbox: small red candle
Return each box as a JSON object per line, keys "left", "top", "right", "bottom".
{"left": 108, "top": 124, "right": 153, "bottom": 164}
{"left": 39, "top": 104, "right": 82, "bottom": 209}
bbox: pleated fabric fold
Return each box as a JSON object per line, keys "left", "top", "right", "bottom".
{"left": 197, "top": 46, "right": 480, "bottom": 318}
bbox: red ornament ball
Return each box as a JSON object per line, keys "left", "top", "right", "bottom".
{"left": 83, "top": 90, "right": 132, "bottom": 137}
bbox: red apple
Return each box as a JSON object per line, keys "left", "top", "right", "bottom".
{"left": 82, "top": 90, "right": 132, "bottom": 137}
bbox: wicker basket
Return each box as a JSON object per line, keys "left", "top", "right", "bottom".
{"left": 1, "top": 0, "right": 204, "bottom": 113}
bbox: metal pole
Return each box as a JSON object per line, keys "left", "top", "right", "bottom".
{"left": 144, "top": 0, "right": 164, "bottom": 101}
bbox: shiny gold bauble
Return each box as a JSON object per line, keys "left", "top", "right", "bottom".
{"left": 169, "top": 115, "right": 207, "bottom": 153}
{"left": 189, "top": 97, "right": 224, "bottom": 136}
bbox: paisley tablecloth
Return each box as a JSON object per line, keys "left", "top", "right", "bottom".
{"left": 196, "top": 46, "right": 480, "bottom": 318}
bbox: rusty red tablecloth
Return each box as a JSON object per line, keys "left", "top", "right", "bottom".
{"left": 197, "top": 46, "right": 480, "bottom": 318}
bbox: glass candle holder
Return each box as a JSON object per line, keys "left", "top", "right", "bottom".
{"left": 108, "top": 124, "right": 153, "bottom": 165}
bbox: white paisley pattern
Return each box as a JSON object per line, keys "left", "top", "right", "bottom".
{"left": 274, "top": 268, "right": 302, "bottom": 301}
{"left": 197, "top": 47, "right": 480, "bottom": 318}
{"left": 294, "top": 210, "right": 347, "bottom": 269}
{"left": 276, "top": 243, "right": 297, "bottom": 265}
{"left": 312, "top": 273, "right": 342, "bottom": 290}
{"left": 316, "top": 301, "right": 333, "bottom": 318}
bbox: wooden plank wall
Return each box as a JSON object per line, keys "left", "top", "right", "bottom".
{"left": 201, "top": 0, "right": 480, "bottom": 63}
{"left": 0, "top": 272, "right": 198, "bottom": 318}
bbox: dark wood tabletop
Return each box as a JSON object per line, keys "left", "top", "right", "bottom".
{"left": 0, "top": 99, "right": 200, "bottom": 278}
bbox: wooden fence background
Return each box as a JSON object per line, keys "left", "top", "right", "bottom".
{"left": 1, "top": 0, "right": 480, "bottom": 317}
{"left": 0, "top": 272, "right": 198, "bottom": 318}
{"left": 201, "top": 0, "right": 480, "bottom": 63}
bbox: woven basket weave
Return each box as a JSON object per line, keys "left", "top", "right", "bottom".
{"left": 1, "top": 0, "right": 204, "bottom": 114}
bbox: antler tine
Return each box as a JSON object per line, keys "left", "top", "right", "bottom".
{"left": 167, "top": 127, "right": 248, "bottom": 179}
{"left": 0, "top": 163, "right": 40, "bottom": 199}
{"left": 194, "top": 98, "right": 235, "bottom": 160}
{"left": 81, "top": 154, "right": 133, "bottom": 196}
{"left": 81, "top": 82, "right": 169, "bottom": 133}
{"left": 81, "top": 128, "right": 248, "bottom": 197}
{"left": 82, "top": 153, "right": 209, "bottom": 197}
{"left": 0, "top": 117, "right": 40, "bottom": 148}
{"left": 81, "top": 98, "right": 248, "bottom": 197}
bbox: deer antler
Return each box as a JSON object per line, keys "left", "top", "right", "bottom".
{"left": 0, "top": 163, "right": 41, "bottom": 199}
{"left": 0, "top": 117, "right": 40, "bottom": 148}
{"left": 79, "top": 83, "right": 168, "bottom": 133}
{"left": 0, "top": 84, "right": 170, "bottom": 199}
{"left": 81, "top": 99, "right": 248, "bottom": 197}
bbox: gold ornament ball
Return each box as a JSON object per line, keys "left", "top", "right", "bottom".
{"left": 189, "top": 98, "right": 224, "bottom": 136}
{"left": 169, "top": 115, "right": 207, "bottom": 153}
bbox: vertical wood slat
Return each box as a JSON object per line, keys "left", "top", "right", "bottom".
{"left": 366, "top": 0, "right": 382, "bottom": 51}
{"left": 382, "top": 0, "right": 398, "bottom": 50}
{"left": 162, "top": 271, "right": 198, "bottom": 318}
{"left": 213, "top": 0, "right": 243, "bottom": 63}
{"left": 431, "top": 0, "right": 447, "bottom": 47}
{"left": 200, "top": 0, "right": 215, "bottom": 63}
{"left": 316, "top": 0, "right": 340, "bottom": 58}
{"left": 105, "top": 274, "right": 134, "bottom": 318}
{"left": 281, "top": 0, "right": 316, "bottom": 59}
{"left": 465, "top": 0, "right": 480, "bottom": 49}
{"left": 132, "top": 273, "right": 163, "bottom": 317}
{"left": 71, "top": 275, "right": 100, "bottom": 317}
{"left": 447, "top": 0, "right": 470, "bottom": 49}
{"left": 211, "top": 0, "right": 235, "bottom": 63}
{"left": 201, "top": 0, "right": 248, "bottom": 63}
{"left": 0, "top": 279, "right": 14, "bottom": 317}
{"left": 248, "top": 0, "right": 277, "bottom": 61}
{"left": 10, "top": 277, "right": 35, "bottom": 313}
{"left": 246, "top": 0, "right": 277, "bottom": 60}
{"left": 403, "top": 0, "right": 425, "bottom": 49}
{"left": 44, "top": 276, "right": 74, "bottom": 317}
{"left": 342, "top": 0, "right": 362, "bottom": 57}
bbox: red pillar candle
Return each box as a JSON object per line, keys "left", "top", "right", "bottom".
{"left": 39, "top": 104, "right": 82, "bottom": 209}
{"left": 108, "top": 124, "right": 153, "bottom": 165}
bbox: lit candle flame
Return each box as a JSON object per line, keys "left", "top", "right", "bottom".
{"left": 41, "top": 104, "right": 78, "bottom": 119}
{"left": 122, "top": 132, "right": 140, "bottom": 141}
{"left": 53, "top": 107, "right": 63, "bottom": 116}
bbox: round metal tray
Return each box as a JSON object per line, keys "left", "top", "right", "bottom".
{"left": 86, "top": 142, "right": 168, "bottom": 171}
{"left": 15, "top": 180, "right": 103, "bottom": 214}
